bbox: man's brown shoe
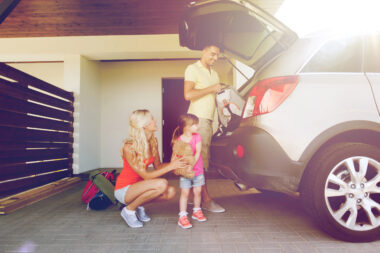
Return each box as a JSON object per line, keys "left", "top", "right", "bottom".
{"left": 202, "top": 200, "right": 225, "bottom": 213}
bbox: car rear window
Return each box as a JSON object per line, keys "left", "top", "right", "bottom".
{"left": 223, "top": 13, "right": 278, "bottom": 61}
{"left": 364, "top": 35, "right": 380, "bottom": 73}
{"left": 301, "top": 36, "right": 362, "bottom": 73}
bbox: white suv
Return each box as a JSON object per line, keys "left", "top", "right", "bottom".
{"left": 179, "top": 0, "right": 380, "bottom": 242}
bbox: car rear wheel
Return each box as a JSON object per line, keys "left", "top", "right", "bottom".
{"left": 302, "top": 142, "right": 380, "bottom": 242}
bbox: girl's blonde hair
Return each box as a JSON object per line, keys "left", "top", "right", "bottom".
{"left": 123, "top": 109, "right": 157, "bottom": 169}
{"left": 171, "top": 113, "right": 199, "bottom": 146}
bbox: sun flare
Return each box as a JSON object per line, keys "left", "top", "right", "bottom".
{"left": 275, "top": 0, "right": 380, "bottom": 37}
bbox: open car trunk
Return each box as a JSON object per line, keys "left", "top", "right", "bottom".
{"left": 179, "top": 0, "right": 298, "bottom": 134}
{"left": 179, "top": 0, "right": 298, "bottom": 71}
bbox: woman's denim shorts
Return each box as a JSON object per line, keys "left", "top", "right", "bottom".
{"left": 180, "top": 174, "right": 205, "bottom": 189}
{"left": 114, "top": 185, "right": 130, "bottom": 205}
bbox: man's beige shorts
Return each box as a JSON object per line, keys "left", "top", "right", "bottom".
{"left": 198, "top": 118, "right": 213, "bottom": 170}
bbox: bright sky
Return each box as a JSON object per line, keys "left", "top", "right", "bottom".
{"left": 275, "top": 0, "right": 380, "bottom": 37}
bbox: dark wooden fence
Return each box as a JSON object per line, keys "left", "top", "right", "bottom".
{"left": 0, "top": 62, "right": 74, "bottom": 198}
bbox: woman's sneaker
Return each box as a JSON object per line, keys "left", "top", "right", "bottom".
{"left": 192, "top": 209, "right": 207, "bottom": 222}
{"left": 136, "top": 206, "right": 151, "bottom": 222}
{"left": 178, "top": 215, "right": 192, "bottom": 229}
{"left": 121, "top": 207, "right": 143, "bottom": 228}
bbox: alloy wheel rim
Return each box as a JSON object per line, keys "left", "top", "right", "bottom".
{"left": 324, "top": 156, "right": 380, "bottom": 231}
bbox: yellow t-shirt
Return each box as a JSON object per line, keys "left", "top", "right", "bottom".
{"left": 185, "top": 61, "right": 220, "bottom": 120}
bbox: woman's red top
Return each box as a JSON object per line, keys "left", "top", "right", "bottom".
{"left": 115, "top": 156, "right": 155, "bottom": 190}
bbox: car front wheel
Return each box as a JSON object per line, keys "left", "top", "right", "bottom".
{"left": 302, "top": 142, "right": 380, "bottom": 242}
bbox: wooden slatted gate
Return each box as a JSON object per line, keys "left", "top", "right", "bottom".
{"left": 0, "top": 62, "right": 75, "bottom": 199}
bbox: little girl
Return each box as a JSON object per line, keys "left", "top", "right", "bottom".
{"left": 171, "top": 113, "right": 207, "bottom": 229}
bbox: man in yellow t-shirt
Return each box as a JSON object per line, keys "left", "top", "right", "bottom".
{"left": 184, "top": 45, "right": 225, "bottom": 213}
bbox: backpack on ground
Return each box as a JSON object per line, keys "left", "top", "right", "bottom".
{"left": 88, "top": 191, "right": 112, "bottom": 211}
{"left": 81, "top": 169, "right": 117, "bottom": 210}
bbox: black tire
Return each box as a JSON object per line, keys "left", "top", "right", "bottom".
{"left": 301, "top": 142, "right": 380, "bottom": 242}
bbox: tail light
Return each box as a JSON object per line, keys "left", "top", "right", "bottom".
{"left": 242, "top": 76, "right": 298, "bottom": 118}
{"left": 235, "top": 145, "right": 245, "bottom": 158}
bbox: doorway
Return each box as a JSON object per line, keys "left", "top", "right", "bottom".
{"left": 162, "top": 78, "right": 189, "bottom": 162}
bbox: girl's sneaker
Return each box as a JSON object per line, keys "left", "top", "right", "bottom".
{"left": 178, "top": 215, "right": 192, "bottom": 229}
{"left": 192, "top": 209, "right": 207, "bottom": 222}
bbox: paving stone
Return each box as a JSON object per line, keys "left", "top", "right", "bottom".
{"left": 235, "top": 242, "right": 254, "bottom": 253}
{"left": 220, "top": 243, "right": 237, "bottom": 253}
{"left": 1, "top": 179, "right": 379, "bottom": 253}
{"left": 190, "top": 249, "right": 220, "bottom": 253}
{"left": 217, "top": 231, "right": 250, "bottom": 243}
{"left": 188, "top": 243, "right": 220, "bottom": 250}
{"left": 277, "top": 243, "right": 305, "bottom": 253}
{"left": 249, "top": 242, "right": 282, "bottom": 249}
{"left": 157, "top": 243, "right": 189, "bottom": 253}
{"left": 257, "top": 232, "right": 305, "bottom": 243}
{"left": 252, "top": 249, "right": 284, "bottom": 253}
{"left": 316, "top": 248, "right": 349, "bottom": 253}
{"left": 291, "top": 242, "right": 319, "bottom": 253}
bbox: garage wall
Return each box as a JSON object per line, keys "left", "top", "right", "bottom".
{"left": 8, "top": 62, "right": 64, "bottom": 88}
{"left": 78, "top": 58, "right": 101, "bottom": 173}
{"left": 5, "top": 59, "right": 233, "bottom": 170}
{"left": 99, "top": 59, "right": 232, "bottom": 168}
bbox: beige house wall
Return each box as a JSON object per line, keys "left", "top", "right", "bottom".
{"left": 8, "top": 58, "right": 233, "bottom": 172}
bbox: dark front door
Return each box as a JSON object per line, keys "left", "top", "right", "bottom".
{"left": 162, "top": 78, "right": 189, "bottom": 162}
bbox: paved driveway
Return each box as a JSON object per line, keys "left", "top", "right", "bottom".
{"left": 0, "top": 179, "right": 379, "bottom": 252}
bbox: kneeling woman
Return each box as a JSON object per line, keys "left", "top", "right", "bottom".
{"left": 114, "top": 109, "right": 187, "bottom": 228}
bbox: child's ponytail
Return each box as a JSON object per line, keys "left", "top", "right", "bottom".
{"left": 171, "top": 126, "right": 182, "bottom": 146}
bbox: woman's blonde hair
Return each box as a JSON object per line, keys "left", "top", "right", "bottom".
{"left": 123, "top": 109, "right": 157, "bottom": 169}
